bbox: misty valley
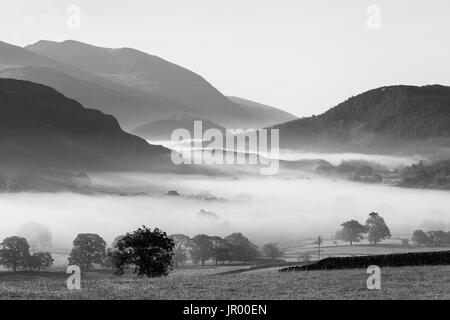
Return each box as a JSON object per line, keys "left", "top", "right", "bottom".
{"left": 1, "top": 148, "right": 449, "bottom": 253}
{"left": 0, "top": 29, "right": 450, "bottom": 301}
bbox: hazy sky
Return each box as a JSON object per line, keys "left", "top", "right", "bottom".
{"left": 2, "top": 0, "right": 450, "bottom": 117}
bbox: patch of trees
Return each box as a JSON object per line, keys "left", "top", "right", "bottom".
{"left": 64, "top": 228, "right": 264, "bottom": 278}
{"left": 336, "top": 212, "right": 391, "bottom": 245}
{"left": 170, "top": 232, "right": 262, "bottom": 266}
{"left": 262, "top": 243, "right": 283, "bottom": 259}
{"left": 68, "top": 227, "right": 175, "bottom": 278}
{"left": 412, "top": 229, "right": 450, "bottom": 246}
{"left": 316, "top": 160, "right": 385, "bottom": 184}
{"left": 0, "top": 170, "right": 92, "bottom": 192}
{"left": 0, "top": 236, "right": 54, "bottom": 272}
{"left": 400, "top": 160, "right": 450, "bottom": 190}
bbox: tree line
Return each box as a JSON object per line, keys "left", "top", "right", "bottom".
{"left": 0, "top": 236, "right": 54, "bottom": 272}
{"left": 1, "top": 226, "right": 284, "bottom": 278}
{"left": 336, "top": 212, "right": 391, "bottom": 245}
{"left": 412, "top": 230, "right": 450, "bottom": 246}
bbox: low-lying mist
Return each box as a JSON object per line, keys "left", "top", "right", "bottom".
{"left": 1, "top": 171, "right": 449, "bottom": 251}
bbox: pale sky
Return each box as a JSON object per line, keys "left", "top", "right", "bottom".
{"left": 2, "top": 0, "right": 450, "bottom": 117}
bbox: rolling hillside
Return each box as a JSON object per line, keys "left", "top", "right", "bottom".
{"left": 274, "top": 85, "right": 450, "bottom": 155}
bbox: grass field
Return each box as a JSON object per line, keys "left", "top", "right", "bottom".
{"left": 2, "top": 243, "right": 450, "bottom": 300}
{"left": 1, "top": 264, "right": 450, "bottom": 300}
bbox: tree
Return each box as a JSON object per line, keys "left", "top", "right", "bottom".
{"left": 262, "top": 243, "right": 283, "bottom": 259}
{"left": 0, "top": 236, "right": 30, "bottom": 272}
{"left": 101, "top": 236, "right": 125, "bottom": 269}
{"left": 169, "top": 234, "right": 191, "bottom": 267}
{"left": 190, "top": 234, "right": 214, "bottom": 266}
{"left": 68, "top": 233, "right": 106, "bottom": 271}
{"left": 112, "top": 226, "right": 175, "bottom": 277}
{"left": 211, "top": 236, "right": 231, "bottom": 265}
{"left": 412, "top": 230, "right": 429, "bottom": 245}
{"left": 111, "top": 235, "right": 125, "bottom": 249}
{"left": 225, "top": 233, "right": 259, "bottom": 263}
{"left": 28, "top": 252, "right": 54, "bottom": 271}
{"left": 337, "top": 220, "right": 367, "bottom": 245}
{"left": 427, "top": 230, "right": 449, "bottom": 246}
{"left": 17, "top": 222, "right": 52, "bottom": 252}
{"left": 365, "top": 212, "right": 391, "bottom": 244}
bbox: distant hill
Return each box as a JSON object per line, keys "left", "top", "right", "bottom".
{"left": 274, "top": 85, "right": 450, "bottom": 155}
{"left": 132, "top": 116, "right": 226, "bottom": 141}
{"left": 23, "top": 40, "right": 295, "bottom": 129}
{"left": 0, "top": 78, "right": 178, "bottom": 173}
{"left": 228, "top": 96, "right": 297, "bottom": 127}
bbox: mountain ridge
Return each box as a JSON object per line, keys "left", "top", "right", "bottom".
{"left": 273, "top": 85, "right": 450, "bottom": 155}
{"left": 24, "top": 39, "right": 297, "bottom": 129}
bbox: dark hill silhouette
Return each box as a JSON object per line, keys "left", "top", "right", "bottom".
{"left": 0, "top": 78, "right": 179, "bottom": 173}
{"left": 274, "top": 85, "right": 450, "bottom": 154}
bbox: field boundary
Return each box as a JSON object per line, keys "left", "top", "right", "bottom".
{"left": 280, "top": 250, "right": 450, "bottom": 272}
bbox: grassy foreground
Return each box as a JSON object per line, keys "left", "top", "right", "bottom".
{"left": 1, "top": 265, "right": 450, "bottom": 300}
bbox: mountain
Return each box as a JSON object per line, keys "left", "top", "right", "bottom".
{"left": 24, "top": 40, "right": 295, "bottom": 129}
{"left": 132, "top": 116, "right": 226, "bottom": 141}
{"left": 228, "top": 96, "right": 296, "bottom": 127}
{"left": 274, "top": 85, "right": 450, "bottom": 155}
{"left": 0, "top": 78, "right": 176, "bottom": 173}
{"left": 0, "top": 41, "right": 184, "bottom": 128}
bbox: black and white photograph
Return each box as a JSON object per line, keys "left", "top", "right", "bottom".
{"left": 1, "top": 0, "right": 450, "bottom": 308}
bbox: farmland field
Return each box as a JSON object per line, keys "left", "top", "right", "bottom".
{"left": 1, "top": 264, "right": 450, "bottom": 300}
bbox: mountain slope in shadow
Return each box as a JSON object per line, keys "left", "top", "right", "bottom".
{"left": 0, "top": 78, "right": 181, "bottom": 174}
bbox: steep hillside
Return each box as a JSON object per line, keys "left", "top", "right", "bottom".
{"left": 0, "top": 78, "right": 174, "bottom": 172}
{"left": 274, "top": 85, "right": 450, "bottom": 154}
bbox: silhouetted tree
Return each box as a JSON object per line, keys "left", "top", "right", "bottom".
{"left": 211, "top": 236, "right": 231, "bottom": 265}
{"left": 170, "top": 234, "right": 191, "bottom": 267}
{"left": 68, "top": 233, "right": 106, "bottom": 271}
{"left": 365, "top": 212, "right": 391, "bottom": 244}
{"left": 226, "top": 233, "right": 259, "bottom": 263}
{"left": 111, "top": 235, "right": 125, "bottom": 249}
{"left": 112, "top": 226, "right": 175, "bottom": 277}
{"left": 0, "top": 236, "right": 30, "bottom": 272}
{"left": 412, "top": 230, "right": 429, "bottom": 245}
{"left": 190, "top": 234, "right": 214, "bottom": 266}
{"left": 337, "top": 220, "right": 367, "bottom": 245}
{"left": 427, "top": 230, "right": 449, "bottom": 246}
{"left": 262, "top": 243, "right": 283, "bottom": 259}
{"left": 28, "top": 252, "right": 54, "bottom": 271}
